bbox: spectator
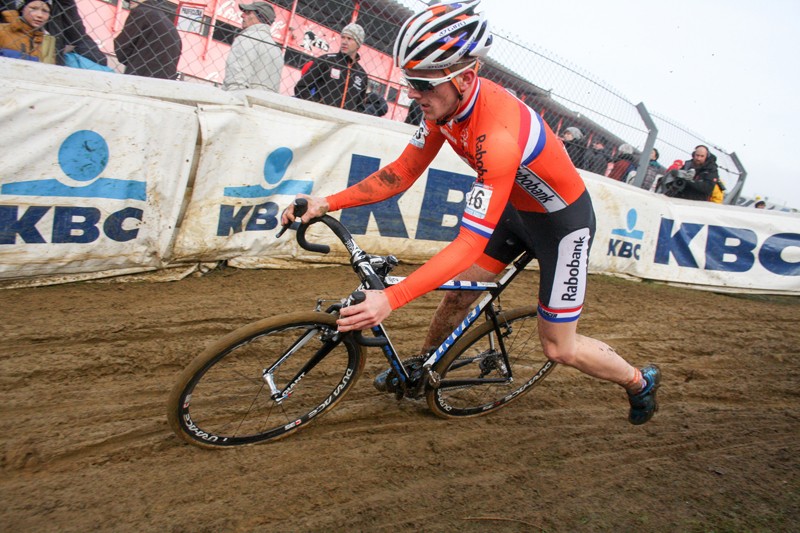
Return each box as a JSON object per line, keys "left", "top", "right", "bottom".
{"left": 678, "top": 145, "right": 721, "bottom": 202}
{"left": 49, "top": 0, "right": 106, "bottom": 66}
{"left": 0, "top": 0, "right": 55, "bottom": 63}
{"left": 560, "top": 126, "right": 586, "bottom": 167}
{"left": 608, "top": 143, "right": 636, "bottom": 181}
{"left": 658, "top": 146, "right": 723, "bottom": 202}
{"left": 363, "top": 80, "right": 388, "bottom": 117}
{"left": 114, "top": 0, "right": 182, "bottom": 79}
{"left": 294, "top": 22, "right": 368, "bottom": 112}
{"left": 2, "top": 0, "right": 104, "bottom": 65}
{"left": 581, "top": 135, "right": 612, "bottom": 175}
{"left": 404, "top": 99, "right": 423, "bottom": 125}
{"left": 222, "top": 2, "right": 283, "bottom": 92}
{"left": 627, "top": 148, "right": 666, "bottom": 191}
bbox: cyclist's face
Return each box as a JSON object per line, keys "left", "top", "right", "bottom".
{"left": 406, "top": 69, "right": 470, "bottom": 122}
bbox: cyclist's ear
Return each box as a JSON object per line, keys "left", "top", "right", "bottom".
{"left": 455, "top": 68, "right": 477, "bottom": 92}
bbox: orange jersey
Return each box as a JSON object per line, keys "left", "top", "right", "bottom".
{"left": 327, "top": 78, "right": 587, "bottom": 309}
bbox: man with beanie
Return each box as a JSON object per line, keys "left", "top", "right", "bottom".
{"left": 223, "top": 2, "right": 283, "bottom": 92}
{"left": 294, "top": 22, "right": 367, "bottom": 112}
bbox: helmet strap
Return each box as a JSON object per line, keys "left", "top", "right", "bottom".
{"left": 435, "top": 63, "right": 476, "bottom": 125}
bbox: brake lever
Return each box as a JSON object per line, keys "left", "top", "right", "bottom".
{"left": 276, "top": 198, "right": 309, "bottom": 238}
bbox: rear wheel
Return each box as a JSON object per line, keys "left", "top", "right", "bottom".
{"left": 167, "top": 312, "right": 365, "bottom": 448}
{"left": 426, "top": 306, "right": 556, "bottom": 418}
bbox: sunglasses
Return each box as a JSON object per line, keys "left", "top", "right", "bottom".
{"left": 403, "top": 62, "right": 476, "bottom": 92}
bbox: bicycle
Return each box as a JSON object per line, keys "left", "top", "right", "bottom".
{"left": 167, "top": 199, "right": 557, "bottom": 448}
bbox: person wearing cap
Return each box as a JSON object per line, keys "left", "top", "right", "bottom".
{"left": 0, "top": 0, "right": 56, "bottom": 63}
{"left": 560, "top": 126, "right": 585, "bottom": 167}
{"left": 581, "top": 135, "right": 612, "bottom": 176}
{"left": 222, "top": 2, "right": 283, "bottom": 92}
{"left": 114, "top": 0, "right": 182, "bottom": 79}
{"left": 293, "top": 22, "right": 368, "bottom": 112}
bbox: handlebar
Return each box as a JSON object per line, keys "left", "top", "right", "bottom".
{"left": 277, "top": 198, "right": 391, "bottom": 348}
{"left": 277, "top": 198, "right": 352, "bottom": 256}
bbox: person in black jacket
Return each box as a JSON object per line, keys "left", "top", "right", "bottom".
{"left": 294, "top": 22, "right": 367, "bottom": 112}
{"left": 674, "top": 144, "right": 720, "bottom": 201}
{"left": 114, "top": 0, "right": 181, "bottom": 79}
{"left": 580, "top": 136, "right": 612, "bottom": 175}
{"left": 560, "top": 126, "right": 586, "bottom": 167}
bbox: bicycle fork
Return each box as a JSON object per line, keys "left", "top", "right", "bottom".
{"left": 262, "top": 325, "right": 341, "bottom": 403}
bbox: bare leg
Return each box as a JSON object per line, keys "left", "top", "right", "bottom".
{"left": 419, "top": 264, "right": 497, "bottom": 354}
{"left": 538, "top": 318, "right": 642, "bottom": 392}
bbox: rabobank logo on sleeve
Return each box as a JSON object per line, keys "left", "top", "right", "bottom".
{"left": 608, "top": 208, "right": 644, "bottom": 260}
{"left": 216, "top": 147, "right": 314, "bottom": 236}
{"left": 0, "top": 130, "right": 147, "bottom": 245}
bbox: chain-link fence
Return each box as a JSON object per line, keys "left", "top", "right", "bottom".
{"left": 2, "top": 0, "right": 745, "bottom": 202}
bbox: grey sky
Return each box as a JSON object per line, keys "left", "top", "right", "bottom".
{"left": 482, "top": 0, "right": 799, "bottom": 208}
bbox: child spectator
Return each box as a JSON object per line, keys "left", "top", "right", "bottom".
{"left": 0, "top": 0, "right": 55, "bottom": 63}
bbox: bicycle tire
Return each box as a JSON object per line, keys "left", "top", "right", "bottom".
{"left": 167, "top": 311, "right": 365, "bottom": 448}
{"left": 426, "top": 306, "right": 556, "bottom": 418}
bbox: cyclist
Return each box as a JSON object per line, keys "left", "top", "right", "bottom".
{"left": 282, "top": 0, "right": 660, "bottom": 425}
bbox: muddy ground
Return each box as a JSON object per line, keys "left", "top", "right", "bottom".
{"left": 0, "top": 264, "right": 798, "bottom": 532}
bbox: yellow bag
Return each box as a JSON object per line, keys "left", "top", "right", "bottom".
{"left": 710, "top": 183, "right": 724, "bottom": 204}
{"left": 40, "top": 35, "right": 56, "bottom": 64}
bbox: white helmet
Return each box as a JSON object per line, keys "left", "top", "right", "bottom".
{"left": 393, "top": 0, "right": 493, "bottom": 71}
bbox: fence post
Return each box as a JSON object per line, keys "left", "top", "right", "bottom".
{"left": 631, "top": 102, "right": 658, "bottom": 189}
{"left": 724, "top": 152, "right": 747, "bottom": 205}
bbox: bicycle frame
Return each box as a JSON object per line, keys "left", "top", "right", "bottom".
{"left": 372, "top": 251, "right": 535, "bottom": 392}
{"left": 288, "top": 202, "right": 537, "bottom": 398}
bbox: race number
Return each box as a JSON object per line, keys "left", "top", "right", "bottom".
{"left": 465, "top": 182, "right": 492, "bottom": 219}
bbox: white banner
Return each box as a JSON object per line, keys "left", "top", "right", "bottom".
{"left": 587, "top": 176, "right": 800, "bottom": 292}
{"left": 2, "top": 60, "right": 798, "bottom": 294}
{"left": 172, "top": 103, "right": 472, "bottom": 267}
{"left": 0, "top": 75, "right": 197, "bottom": 279}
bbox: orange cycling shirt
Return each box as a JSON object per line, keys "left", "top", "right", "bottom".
{"left": 327, "top": 78, "right": 586, "bottom": 310}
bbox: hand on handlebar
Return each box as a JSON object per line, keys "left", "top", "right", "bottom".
{"left": 281, "top": 194, "right": 330, "bottom": 226}
{"left": 337, "top": 290, "right": 392, "bottom": 332}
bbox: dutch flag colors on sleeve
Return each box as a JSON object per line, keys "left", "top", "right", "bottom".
{"left": 461, "top": 211, "right": 495, "bottom": 239}
{"left": 537, "top": 301, "right": 583, "bottom": 323}
{"left": 518, "top": 102, "right": 547, "bottom": 167}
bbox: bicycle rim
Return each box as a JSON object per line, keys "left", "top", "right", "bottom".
{"left": 167, "top": 312, "right": 365, "bottom": 448}
{"left": 426, "top": 306, "right": 556, "bottom": 418}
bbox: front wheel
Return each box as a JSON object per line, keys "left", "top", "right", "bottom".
{"left": 426, "top": 306, "right": 556, "bottom": 418}
{"left": 167, "top": 311, "right": 365, "bottom": 448}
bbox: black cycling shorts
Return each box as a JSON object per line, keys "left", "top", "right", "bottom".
{"left": 478, "top": 189, "right": 596, "bottom": 323}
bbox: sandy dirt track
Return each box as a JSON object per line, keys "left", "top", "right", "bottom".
{"left": 1, "top": 265, "right": 798, "bottom": 532}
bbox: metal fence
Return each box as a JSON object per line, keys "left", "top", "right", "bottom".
{"left": 2, "top": 0, "right": 745, "bottom": 202}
